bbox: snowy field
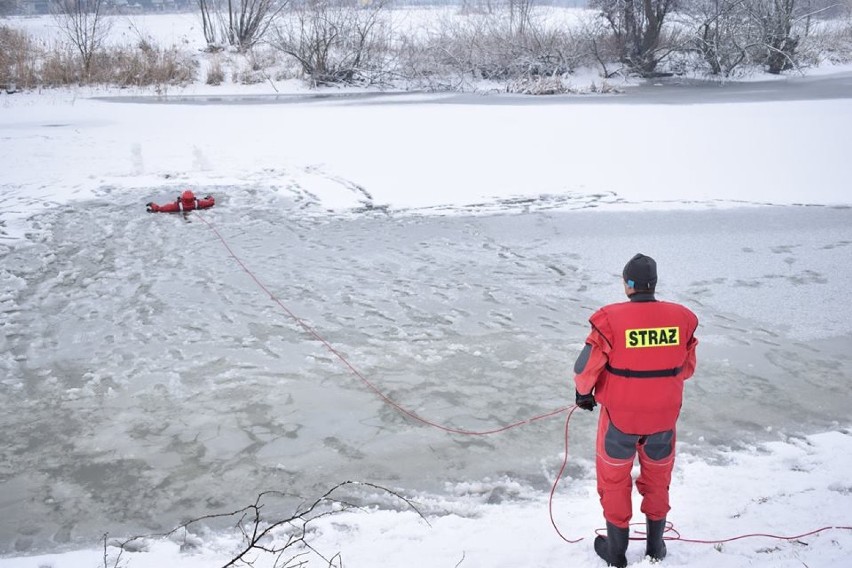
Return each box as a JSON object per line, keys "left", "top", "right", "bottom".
{"left": 2, "top": 11, "right": 852, "bottom": 568}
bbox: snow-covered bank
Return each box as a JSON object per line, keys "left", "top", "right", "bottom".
{"left": 1, "top": 430, "right": 850, "bottom": 567}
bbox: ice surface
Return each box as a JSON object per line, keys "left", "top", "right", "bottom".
{"left": 1, "top": 188, "right": 849, "bottom": 554}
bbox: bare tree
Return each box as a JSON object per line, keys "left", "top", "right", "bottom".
{"left": 749, "top": 0, "right": 802, "bottom": 73}
{"left": 273, "top": 0, "right": 392, "bottom": 86}
{"left": 198, "top": 0, "right": 222, "bottom": 48}
{"left": 590, "top": 0, "right": 681, "bottom": 76}
{"left": 508, "top": 0, "right": 534, "bottom": 36}
{"left": 225, "top": 0, "right": 288, "bottom": 50}
{"left": 678, "top": 0, "right": 842, "bottom": 76}
{"left": 51, "top": 0, "right": 112, "bottom": 81}
{"left": 198, "top": 0, "right": 285, "bottom": 50}
{"left": 684, "top": 0, "right": 763, "bottom": 76}
{"left": 574, "top": 9, "right": 628, "bottom": 78}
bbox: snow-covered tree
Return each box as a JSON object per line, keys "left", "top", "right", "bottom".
{"left": 590, "top": 0, "right": 681, "bottom": 76}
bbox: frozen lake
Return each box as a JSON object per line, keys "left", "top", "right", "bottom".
{"left": 1, "top": 190, "right": 850, "bottom": 555}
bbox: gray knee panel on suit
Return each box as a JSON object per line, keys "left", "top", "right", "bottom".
{"left": 642, "top": 430, "right": 675, "bottom": 460}
{"left": 604, "top": 422, "right": 641, "bottom": 460}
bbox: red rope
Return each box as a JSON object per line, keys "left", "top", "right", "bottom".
{"left": 197, "top": 213, "right": 569, "bottom": 436}
{"left": 661, "top": 523, "right": 852, "bottom": 545}
{"left": 549, "top": 406, "right": 584, "bottom": 543}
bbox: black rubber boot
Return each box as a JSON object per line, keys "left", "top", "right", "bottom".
{"left": 645, "top": 517, "right": 667, "bottom": 562}
{"left": 593, "top": 521, "right": 629, "bottom": 568}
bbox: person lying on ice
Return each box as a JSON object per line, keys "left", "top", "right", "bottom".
{"left": 572, "top": 253, "right": 699, "bottom": 568}
{"left": 146, "top": 190, "right": 214, "bottom": 213}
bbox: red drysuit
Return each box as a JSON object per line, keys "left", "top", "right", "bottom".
{"left": 147, "top": 190, "right": 215, "bottom": 213}
{"left": 575, "top": 293, "right": 698, "bottom": 528}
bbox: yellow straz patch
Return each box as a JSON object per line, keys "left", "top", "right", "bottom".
{"left": 625, "top": 327, "right": 680, "bottom": 348}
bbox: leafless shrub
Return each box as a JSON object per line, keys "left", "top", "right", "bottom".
{"left": 0, "top": 25, "right": 42, "bottom": 91}
{"left": 395, "top": 18, "right": 487, "bottom": 91}
{"left": 206, "top": 56, "right": 226, "bottom": 84}
{"left": 464, "top": 12, "right": 567, "bottom": 80}
{"left": 107, "top": 43, "right": 197, "bottom": 88}
{"left": 575, "top": 10, "right": 629, "bottom": 78}
{"left": 396, "top": 5, "right": 591, "bottom": 92}
{"left": 506, "top": 74, "right": 571, "bottom": 94}
{"left": 40, "top": 45, "right": 81, "bottom": 86}
{"left": 793, "top": 13, "right": 852, "bottom": 66}
{"left": 393, "top": 31, "right": 452, "bottom": 91}
{"left": 589, "top": 79, "right": 621, "bottom": 93}
{"left": 36, "top": 38, "right": 195, "bottom": 88}
{"left": 106, "top": 481, "right": 426, "bottom": 568}
{"left": 820, "top": 15, "right": 852, "bottom": 62}
{"left": 237, "top": 46, "right": 282, "bottom": 84}
{"left": 235, "top": 64, "right": 266, "bottom": 84}
{"left": 272, "top": 0, "right": 394, "bottom": 86}
{"left": 250, "top": 45, "right": 300, "bottom": 82}
{"left": 199, "top": 0, "right": 289, "bottom": 51}
{"left": 505, "top": 73, "right": 622, "bottom": 95}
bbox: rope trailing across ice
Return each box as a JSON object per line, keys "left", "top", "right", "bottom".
{"left": 196, "top": 213, "right": 571, "bottom": 436}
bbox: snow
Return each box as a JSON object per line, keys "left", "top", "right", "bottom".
{"left": 1, "top": 11, "right": 852, "bottom": 568}
{"left": 1, "top": 432, "right": 851, "bottom": 567}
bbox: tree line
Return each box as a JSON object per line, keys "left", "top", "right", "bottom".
{"left": 1, "top": 0, "right": 851, "bottom": 92}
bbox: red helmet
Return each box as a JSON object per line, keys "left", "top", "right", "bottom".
{"left": 181, "top": 190, "right": 196, "bottom": 203}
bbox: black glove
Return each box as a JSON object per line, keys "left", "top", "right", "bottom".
{"left": 575, "top": 390, "right": 597, "bottom": 411}
{"left": 204, "top": 195, "right": 213, "bottom": 200}
{"left": 146, "top": 202, "right": 155, "bottom": 212}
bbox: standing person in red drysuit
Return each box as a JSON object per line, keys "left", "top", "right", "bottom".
{"left": 573, "top": 253, "right": 699, "bottom": 567}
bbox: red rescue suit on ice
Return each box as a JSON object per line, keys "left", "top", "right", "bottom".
{"left": 575, "top": 285, "right": 698, "bottom": 530}
{"left": 147, "top": 190, "right": 215, "bottom": 213}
